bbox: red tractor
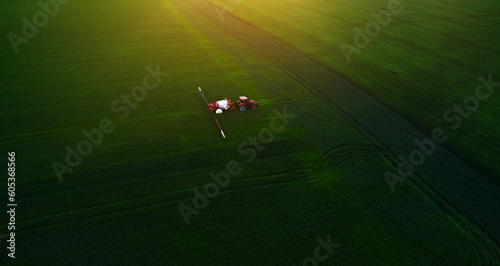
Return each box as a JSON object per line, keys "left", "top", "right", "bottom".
{"left": 235, "top": 96, "right": 258, "bottom": 111}
{"left": 206, "top": 96, "right": 258, "bottom": 113}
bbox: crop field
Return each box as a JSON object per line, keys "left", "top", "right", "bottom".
{"left": 1, "top": 0, "right": 499, "bottom": 264}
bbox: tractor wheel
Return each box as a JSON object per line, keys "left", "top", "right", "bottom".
{"left": 252, "top": 103, "right": 258, "bottom": 109}
{"left": 239, "top": 105, "right": 246, "bottom": 111}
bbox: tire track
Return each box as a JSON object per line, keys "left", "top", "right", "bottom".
{"left": 309, "top": 144, "right": 391, "bottom": 171}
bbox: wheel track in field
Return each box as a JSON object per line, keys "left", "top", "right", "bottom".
{"left": 177, "top": 0, "right": 500, "bottom": 260}
{"left": 309, "top": 144, "right": 391, "bottom": 171}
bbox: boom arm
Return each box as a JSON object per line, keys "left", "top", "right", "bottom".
{"left": 198, "top": 87, "right": 226, "bottom": 139}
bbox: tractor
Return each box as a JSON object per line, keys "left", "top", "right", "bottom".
{"left": 198, "top": 87, "right": 258, "bottom": 138}
{"left": 207, "top": 96, "right": 258, "bottom": 113}
{"left": 235, "top": 96, "right": 258, "bottom": 111}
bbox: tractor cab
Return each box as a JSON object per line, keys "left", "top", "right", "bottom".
{"left": 236, "top": 96, "right": 258, "bottom": 111}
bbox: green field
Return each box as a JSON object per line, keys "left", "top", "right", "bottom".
{"left": 1, "top": 0, "right": 499, "bottom": 264}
